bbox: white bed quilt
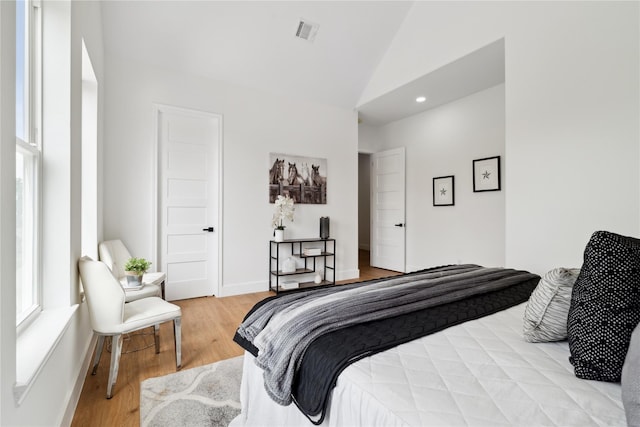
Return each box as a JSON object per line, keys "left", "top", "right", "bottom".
{"left": 232, "top": 303, "right": 625, "bottom": 426}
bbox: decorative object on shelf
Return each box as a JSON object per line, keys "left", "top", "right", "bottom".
{"left": 303, "top": 247, "right": 322, "bottom": 256}
{"left": 320, "top": 216, "right": 330, "bottom": 239}
{"left": 473, "top": 155, "right": 501, "bottom": 192}
{"left": 272, "top": 194, "right": 295, "bottom": 242}
{"left": 281, "top": 280, "right": 299, "bottom": 290}
{"left": 269, "top": 153, "right": 327, "bottom": 204}
{"left": 314, "top": 272, "right": 322, "bottom": 284}
{"left": 282, "top": 257, "right": 297, "bottom": 273}
{"left": 124, "top": 257, "right": 152, "bottom": 288}
{"left": 433, "top": 175, "right": 455, "bottom": 206}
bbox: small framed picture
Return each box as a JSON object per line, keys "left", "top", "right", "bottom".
{"left": 433, "top": 175, "right": 455, "bottom": 206}
{"left": 473, "top": 156, "right": 501, "bottom": 192}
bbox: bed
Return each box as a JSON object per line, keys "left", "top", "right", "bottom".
{"left": 231, "top": 241, "right": 638, "bottom": 427}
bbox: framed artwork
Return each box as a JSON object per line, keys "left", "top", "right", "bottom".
{"left": 473, "top": 156, "right": 501, "bottom": 192}
{"left": 269, "top": 153, "right": 327, "bottom": 204}
{"left": 433, "top": 175, "right": 455, "bottom": 206}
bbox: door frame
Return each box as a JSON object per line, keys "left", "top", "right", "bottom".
{"left": 151, "top": 103, "right": 224, "bottom": 296}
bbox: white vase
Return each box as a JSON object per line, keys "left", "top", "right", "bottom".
{"left": 274, "top": 228, "right": 285, "bottom": 242}
{"left": 282, "top": 257, "right": 296, "bottom": 273}
{"left": 314, "top": 272, "right": 322, "bottom": 284}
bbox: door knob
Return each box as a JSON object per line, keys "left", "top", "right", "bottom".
{"left": 202, "top": 227, "right": 214, "bottom": 232}
{"left": 394, "top": 223, "right": 404, "bottom": 227}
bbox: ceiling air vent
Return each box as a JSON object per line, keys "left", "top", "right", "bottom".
{"left": 295, "top": 19, "right": 319, "bottom": 42}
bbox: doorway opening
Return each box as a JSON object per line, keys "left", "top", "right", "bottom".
{"left": 358, "top": 152, "right": 402, "bottom": 281}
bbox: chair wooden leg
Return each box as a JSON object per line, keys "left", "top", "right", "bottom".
{"left": 174, "top": 317, "right": 182, "bottom": 370}
{"left": 154, "top": 324, "right": 160, "bottom": 354}
{"left": 91, "top": 335, "right": 105, "bottom": 375}
{"left": 106, "top": 334, "right": 122, "bottom": 399}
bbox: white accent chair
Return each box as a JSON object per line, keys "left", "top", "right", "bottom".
{"left": 78, "top": 256, "right": 182, "bottom": 399}
{"left": 98, "top": 239, "right": 166, "bottom": 301}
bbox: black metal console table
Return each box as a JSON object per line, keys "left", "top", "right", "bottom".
{"left": 269, "top": 238, "right": 336, "bottom": 293}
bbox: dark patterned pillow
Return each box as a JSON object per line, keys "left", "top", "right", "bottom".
{"left": 567, "top": 231, "right": 640, "bottom": 382}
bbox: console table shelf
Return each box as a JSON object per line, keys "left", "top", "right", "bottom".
{"left": 269, "top": 238, "right": 335, "bottom": 293}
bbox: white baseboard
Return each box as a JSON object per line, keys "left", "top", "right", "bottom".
{"left": 337, "top": 269, "right": 360, "bottom": 282}
{"left": 219, "top": 280, "right": 268, "bottom": 297}
{"left": 60, "top": 313, "right": 97, "bottom": 426}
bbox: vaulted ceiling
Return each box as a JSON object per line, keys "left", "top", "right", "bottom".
{"left": 100, "top": 1, "right": 414, "bottom": 109}
{"left": 100, "top": 1, "right": 506, "bottom": 124}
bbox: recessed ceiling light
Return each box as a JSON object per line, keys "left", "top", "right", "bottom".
{"left": 416, "top": 96, "right": 427, "bottom": 103}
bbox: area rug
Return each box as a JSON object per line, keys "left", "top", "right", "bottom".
{"left": 140, "top": 356, "right": 243, "bottom": 427}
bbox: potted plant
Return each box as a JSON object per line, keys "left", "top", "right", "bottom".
{"left": 272, "top": 194, "right": 295, "bottom": 242}
{"left": 124, "top": 257, "right": 152, "bottom": 287}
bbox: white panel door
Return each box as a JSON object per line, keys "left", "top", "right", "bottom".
{"left": 370, "top": 147, "right": 406, "bottom": 272}
{"left": 158, "top": 106, "right": 220, "bottom": 300}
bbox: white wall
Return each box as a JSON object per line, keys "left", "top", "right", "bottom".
{"left": 361, "top": 1, "right": 639, "bottom": 274}
{"left": 358, "top": 122, "right": 383, "bottom": 154}
{"left": 0, "top": 1, "right": 105, "bottom": 425}
{"left": 0, "top": 1, "right": 16, "bottom": 423}
{"left": 374, "top": 84, "right": 505, "bottom": 271}
{"left": 103, "top": 55, "right": 360, "bottom": 296}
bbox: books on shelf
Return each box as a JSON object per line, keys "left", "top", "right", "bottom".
{"left": 303, "top": 248, "right": 322, "bottom": 256}
{"left": 280, "top": 280, "right": 299, "bottom": 290}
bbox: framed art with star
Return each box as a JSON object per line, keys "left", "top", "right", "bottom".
{"left": 433, "top": 175, "right": 455, "bottom": 206}
{"left": 473, "top": 155, "right": 501, "bottom": 192}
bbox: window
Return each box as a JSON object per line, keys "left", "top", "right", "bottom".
{"left": 16, "top": 0, "right": 42, "bottom": 327}
{"left": 81, "top": 39, "right": 99, "bottom": 260}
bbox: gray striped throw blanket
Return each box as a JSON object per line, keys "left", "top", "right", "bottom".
{"left": 236, "top": 264, "right": 538, "bottom": 406}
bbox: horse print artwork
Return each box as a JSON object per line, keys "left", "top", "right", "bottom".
{"left": 269, "top": 158, "right": 285, "bottom": 184}
{"left": 300, "top": 163, "right": 312, "bottom": 186}
{"left": 311, "top": 164, "right": 326, "bottom": 187}
{"left": 269, "top": 153, "right": 327, "bottom": 204}
{"left": 287, "top": 162, "right": 305, "bottom": 185}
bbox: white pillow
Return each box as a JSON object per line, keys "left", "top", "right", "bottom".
{"left": 622, "top": 323, "right": 640, "bottom": 426}
{"left": 523, "top": 267, "right": 580, "bottom": 343}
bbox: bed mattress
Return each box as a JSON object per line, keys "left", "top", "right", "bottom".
{"left": 231, "top": 303, "right": 625, "bottom": 426}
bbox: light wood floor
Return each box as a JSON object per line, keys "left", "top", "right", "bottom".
{"left": 71, "top": 250, "right": 399, "bottom": 427}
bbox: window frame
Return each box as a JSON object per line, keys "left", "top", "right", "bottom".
{"left": 16, "top": 0, "right": 42, "bottom": 331}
